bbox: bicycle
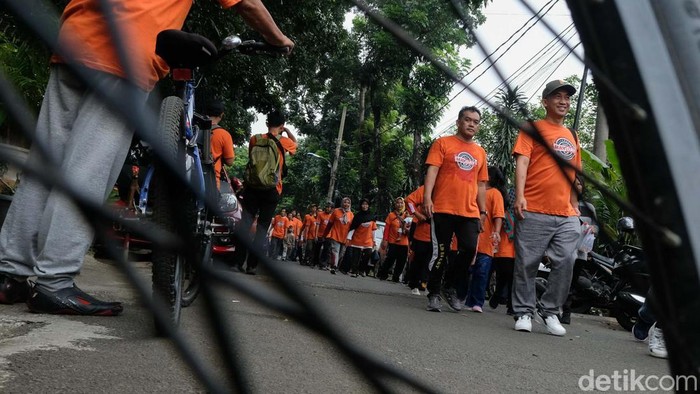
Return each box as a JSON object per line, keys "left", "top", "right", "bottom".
{"left": 150, "top": 30, "right": 287, "bottom": 333}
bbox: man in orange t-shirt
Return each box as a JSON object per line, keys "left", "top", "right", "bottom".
{"left": 232, "top": 110, "right": 297, "bottom": 274}
{"left": 405, "top": 185, "right": 432, "bottom": 295}
{"left": 287, "top": 211, "right": 303, "bottom": 261}
{"left": 0, "top": 0, "right": 293, "bottom": 316}
{"left": 299, "top": 204, "right": 319, "bottom": 266}
{"left": 322, "top": 197, "right": 354, "bottom": 274}
{"left": 313, "top": 202, "right": 334, "bottom": 269}
{"left": 511, "top": 80, "right": 582, "bottom": 336}
{"left": 205, "top": 100, "right": 235, "bottom": 190}
{"left": 423, "top": 106, "right": 488, "bottom": 312}
{"left": 268, "top": 208, "right": 289, "bottom": 260}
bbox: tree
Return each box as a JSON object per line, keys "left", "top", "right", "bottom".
{"left": 476, "top": 86, "right": 527, "bottom": 182}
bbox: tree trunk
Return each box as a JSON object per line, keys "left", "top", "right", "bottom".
{"left": 358, "top": 84, "right": 372, "bottom": 197}
{"left": 593, "top": 102, "right": 609, "bottom": 161}
{"left": 372, "top": 103, "right": 388, "bottom": 212}
{"left": 411, "top": 123, "right": 422, "bottom": 189}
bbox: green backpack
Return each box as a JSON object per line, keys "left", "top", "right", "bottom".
{"left": 244, "top": 133, "right": 285, "bottom": 190}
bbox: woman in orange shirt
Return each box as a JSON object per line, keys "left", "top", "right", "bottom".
{"left": 344, "top": 199, "right": 377, "bottom": 277}
{"left": 489, "top": 188, "right": 516, "bottom": 315}
{"left": 377, "top": 197, "right": 410, "bottom": 282}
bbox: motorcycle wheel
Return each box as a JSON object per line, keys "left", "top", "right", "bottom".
{"left": 615, "top": 309, "right": 637, "bottom": 332}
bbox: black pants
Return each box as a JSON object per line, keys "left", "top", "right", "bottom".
{"left": 378, "top": 243, "right": 409, "bottom": 281}
{"left": 406, "top": 240, "right": 432, "bottom": 289}
{"left": 427, "top": 213, "right": 479, "bottom": 295}
{"left": 492, "top": 257, "right": 514, "bottom": 309}
{"left": 232, "top": 187, "right": 280, "bottom": 270}
{"left": 310, "top": 238, "right": 323, "bottom": 266}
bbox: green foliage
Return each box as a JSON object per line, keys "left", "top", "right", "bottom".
{"left": 0, "top": 10, "right": 56, "bottom": 147}
{"left": 580, "top": 140, "right": 629, "bottom": 249}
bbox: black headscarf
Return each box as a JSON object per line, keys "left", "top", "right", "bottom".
{"left": 350, "top": 198, "right": 372, "bottom": 230}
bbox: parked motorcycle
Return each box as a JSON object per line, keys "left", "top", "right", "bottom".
{"left": 536, "top": 217, "right": 649, "bottom": 331}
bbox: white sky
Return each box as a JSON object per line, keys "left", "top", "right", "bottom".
{"left": 252, "top": 0, "right": 586, "bottom": 139}
{"left": 433, "top": 0, "right": 586, "bottom": 136}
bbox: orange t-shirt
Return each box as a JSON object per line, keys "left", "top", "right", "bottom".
{"left": 512, "top": 120, "right": 581, "bottom": 216}
{"left": 425, "top": 135, "right": 489, "bottom": 218}
{"left": 292, "top": 217, "right": 303, "bottom": 238}
{"left": 270, "top": 215, "right": 289, "bottom": 239}
{"left": 405, "top": 186, "right": 431, "bottom": 243}
{"left": 52, "top": 0, "right": 241, "bottom": 91}
{"left": 383, "top": 211, "right": 409, "bottom": 246}
{"left": 211, "top": 126, "right": 234, "bottom": 189}
{"left": 325, "top": 208, "right": 354, "bottom": 243}
{"left": 494, "top": 227, "right": 515, "bottom": 258}
{"left": 476, "top": 188, "right": 506, "bottom": 256}
{"left": 316, "top": 211, "right": 332, "bottom": 240}
{"left": 249, "top": 134, "right": 297, "bottom": 195}
{"left": 349, "top": 221, "right": 377, "bottom": 248}
{"left": 303, "top": 214, "right": 319, "bottom": 240}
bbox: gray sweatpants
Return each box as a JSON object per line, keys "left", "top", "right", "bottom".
{"left": 512, "top": 211, "right": 581, "bottom": 317}
{"left": 0, "top": 65, "right": 147, "bottom": 291}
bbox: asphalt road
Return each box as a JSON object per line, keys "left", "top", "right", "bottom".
{"left": 0, "top": 253, "right": 671, "bottom": 393}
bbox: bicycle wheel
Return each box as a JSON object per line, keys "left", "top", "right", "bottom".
{"left": 180, "top": 229, "right": 212, "bottom": 307}
{"left": 151, "top": 96, "right": 189, "bottom": 335}
{"left": 567, "top": 0, "right": 700, "bottom": 376}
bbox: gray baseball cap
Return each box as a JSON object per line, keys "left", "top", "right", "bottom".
{"left": 542, "top": 80, "right": 576, "bottom": 98}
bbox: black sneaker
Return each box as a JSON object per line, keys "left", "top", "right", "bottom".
{"left": 427, "top": 294, "right": 442, "bottom": 312}
{"left": 559, "top": 312, "right": 571, "bottom": 325}
{"left": 0, "top": 273, "right": 30, "bottom": 304}
{"left": 441, "top": 287, "right": 463, "bottom": 312}
{"left": 488, "top": 295, "right": 499, "bottom": 310}
{"left": 245, "top": 266, "right": 257, "bottom": 275}
{"left": 27, "top": 285, "right": 123, "bottom": 316}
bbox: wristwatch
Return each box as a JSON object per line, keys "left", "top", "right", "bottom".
{"left": 480, "top": 210, "right": 487, "bottom": 215}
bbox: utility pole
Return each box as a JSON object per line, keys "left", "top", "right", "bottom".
{"left": 593, "top": 102, "right": 609, "bottom": 161}
{"left": 327, "top": 105, "right": 347, "bottom": 204}
{"left": 572, "top": 66, "right": 589, "bottom": 131}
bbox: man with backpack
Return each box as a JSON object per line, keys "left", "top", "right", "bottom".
{"left": 233, "top": 110, "right": 296, "bottom": 274}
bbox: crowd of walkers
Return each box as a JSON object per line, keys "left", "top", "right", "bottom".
{"left": 233, "top": 79, "right": 666, "bottom": 357}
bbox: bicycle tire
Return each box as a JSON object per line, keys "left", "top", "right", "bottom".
{"left": 151, "top": 96, "right": 188, "bottom": 335}
{"left": 567, "top": 0, "right": 700, "bottom": 376}
{"left": 180, "top": 222, "right": 212, "bottom": 307}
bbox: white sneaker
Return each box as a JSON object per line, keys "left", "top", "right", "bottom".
{"left": 411, "top": 288, "right": 421, "bottom": 295}
{"left": 648, "top": 323, "right": 668, "bottom": 359}
{"left": 514, "top": 315, "right": 532, "bottom": 332}
{"left": 543, "top": 315, "right": 566, "bottom": 336}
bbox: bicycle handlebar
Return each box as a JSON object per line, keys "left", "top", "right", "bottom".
{"left": 219, "top": 35, "right": 291, "bottom": 58}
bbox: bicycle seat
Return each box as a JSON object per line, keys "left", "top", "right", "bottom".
{"left": 155, "top": 30, "right": 218, "bottom": 69}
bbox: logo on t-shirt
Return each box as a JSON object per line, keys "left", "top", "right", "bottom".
{"left": 454, "top": 152, "right": 477, "bottom": 171}
{"left": 553, "top": 138, "right": 576, "bottom": 161}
